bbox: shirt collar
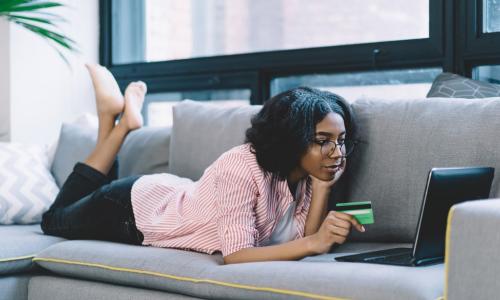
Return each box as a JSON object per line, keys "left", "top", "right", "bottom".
{"left": 276, "top": 176, "right": 311, "bottom": 212}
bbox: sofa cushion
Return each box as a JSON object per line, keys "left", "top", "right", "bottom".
{"left": 0, "top": 274, "right": 32, "bottom": 300}
{"left": 29, "top": 276, "right": 202, "bottom": 300}
{"left": 33, "top": 240, "right": 443, "bottom": 300}
{"left": 117, "top": 126, "right": 172, "bottom": 178}
{"left": 169, "top": 100, "right": 261, "bottom": 180}
{"left": 427, "top": 72, "right": 500, "bottom": 98}
{"left": 0, "top": 225, "right": 64, "bottom": 275}
{"left": 0, "top": 143, "right": 59, "bottom": 224}
{"left": 346, "top": 97, "right": 500, "bottom": 243}
{"left": 51, "top": 123, "right": 171, "bottom": 187}
{"left": 445, "top": 199, "right": 500, "bottom": 300}
{"left": 50, "top": 123, "right": 97, "bottom": 187}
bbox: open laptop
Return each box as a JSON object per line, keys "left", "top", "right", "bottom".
{"left": 334, "top": 167, "right": 494, "bottom": 266}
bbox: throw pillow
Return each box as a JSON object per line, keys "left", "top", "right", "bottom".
{"left": 427, "top": 72, "right": 500, "bottom": 98}
{"left": 50, "top": 123, "right": 171, "bottom": 188}
{"left": 0, "top": 143, "right": 59, "bottom": 224}
{"left": 50, "top": 123, "right": 98, "bottom": 187}
{"left": 117, "top": 126, "right": 171, "bottom": 178}
{"left": 46, "top": 113, "right": 98, "bottom": 167}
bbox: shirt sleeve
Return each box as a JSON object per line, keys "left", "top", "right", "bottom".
{"left": 214, "top": 153, "right": 259, "bottom": 257}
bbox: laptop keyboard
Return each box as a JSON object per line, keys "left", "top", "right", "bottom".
{"left": 363, "top": 252, "right": 413, "bottom": 264}
{"left": 335, "top": 247, "right": 415, "bottom": 265}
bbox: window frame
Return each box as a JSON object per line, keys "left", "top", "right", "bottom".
{"left": 100, "top": 0, "right": 448, "bottom": 104}
{"left": 457, "top": 0, "right": 500, "bottom": 76}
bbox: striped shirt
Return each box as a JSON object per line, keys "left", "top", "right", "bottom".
{"left": 130, "top": 143, "right": 313, "bottom": 257}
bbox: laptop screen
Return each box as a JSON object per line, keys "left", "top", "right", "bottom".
{"left": 412, "top": 167, "right": 494, "bottom": 264}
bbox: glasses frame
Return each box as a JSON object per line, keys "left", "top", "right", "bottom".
{"left": 317, "top": 139, "right": 360, "bottom": 158}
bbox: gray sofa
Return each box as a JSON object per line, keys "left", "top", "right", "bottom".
{"left": 2, "top": 97, "right": 500, "bottom": 300}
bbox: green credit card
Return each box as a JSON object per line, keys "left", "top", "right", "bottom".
{"left": 335, "top": 201, "right": 374, "bottom": 225}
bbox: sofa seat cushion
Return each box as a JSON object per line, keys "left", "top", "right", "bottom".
{"left": 34, "top": 240, "right": 443, "bottom": 300}
{"left": 28, "top": 276, "right": 204, "bottom": 300}
{"left": 0, "top": 274, "right": 32, "bottom": 300}
{"left": 0, "top": 225, "right": 64, "bottom": 275}
{"left": 347, "top": 97, "right": 500, "bottom": 243}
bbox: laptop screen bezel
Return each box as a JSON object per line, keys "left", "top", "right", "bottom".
{"left": 410, "top": 167, "right": 494, "bottom": 263}
{"left": 410, "top": 168, "right": 434, "bottom": 258}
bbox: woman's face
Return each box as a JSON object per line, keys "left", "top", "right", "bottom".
{"left": 296, "top": 112, "right": 347, "bottom": 182}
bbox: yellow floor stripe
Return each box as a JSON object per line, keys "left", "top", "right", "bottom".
{"left": 33, "top": 257, "right": 346, "bottom": 300}
{"left": 443, "top": 206, "right": 456, "bottom": 300}
{"left": 0, "top": 254, "right": 35, "bottom": 263}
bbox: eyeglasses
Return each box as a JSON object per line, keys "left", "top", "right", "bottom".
{"left": 315, "top": 139, "right": 357, "bottom": 158}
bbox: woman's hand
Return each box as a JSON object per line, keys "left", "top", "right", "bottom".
{"left": 310, "top": 159, "right": 346, "bottom": 192}
{"left": 308, "top": 210, "right": 365, "bottom": 255}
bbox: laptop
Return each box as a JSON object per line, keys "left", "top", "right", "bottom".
{"left": 334, "top": 167, "right": 494, "bottom": 266}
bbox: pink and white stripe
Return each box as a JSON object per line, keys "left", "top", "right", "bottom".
{"left": 131, "top": 143, "right": 312, "bottom": 257}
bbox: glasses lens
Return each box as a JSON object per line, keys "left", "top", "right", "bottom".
{"left": 320, "top": 143, "right": 331, "bottom": 157}
{"left": 320, "top": 140, "right": 357, "bottom": 157}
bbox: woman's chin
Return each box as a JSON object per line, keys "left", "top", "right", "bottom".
{"left": 316, "top": 170, "right": 337, "bottom": 181}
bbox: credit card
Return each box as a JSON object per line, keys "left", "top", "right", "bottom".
{"left": 335, "top": 201, "right": 374, "bottom": 225}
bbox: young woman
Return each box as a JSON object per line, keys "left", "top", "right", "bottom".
{"left": 41, "top": 64, "right": 365, "bottom": 264}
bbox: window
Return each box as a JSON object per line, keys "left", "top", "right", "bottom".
{"left": 271, "top": 68, "right": 441, "bottom": 101}
{"left": 145, "top": 89, "right": 250, "bottom": 126}
{"left": 107, "top": 0, "right": 500, "bottom": 107}
{"left": 473, "top": 65, "right": 500, "bottom": 83}
{"left": 483, "top": 0, "right": 500, "bottom": 33}
{"left": 112, "top": 0, "right": 429, "bottom": 64}
{"left": 462, "top": 0, "right": 500, "bottom": 78}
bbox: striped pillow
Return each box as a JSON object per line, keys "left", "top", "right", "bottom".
{"left": 0, "top": 143, "right": 59, "bottom": 224}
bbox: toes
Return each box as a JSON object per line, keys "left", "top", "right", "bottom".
{"left": 126, "top": 81, "right": 148, "bottom": 95}
{"left": 136, "top": 81, "right": 147, "bottom": 93}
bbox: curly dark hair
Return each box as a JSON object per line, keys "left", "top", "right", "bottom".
{"left": 245, "top": 86, "right": 355, "bottom": 180}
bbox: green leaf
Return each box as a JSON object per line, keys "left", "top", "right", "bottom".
{"left": 0, "top": 0, "right": 78, "bottom": 67}
{"left": 2, "top": 2, "right": 63, "bottom": 13}
{"left": 0, "top": 1, "right": 31, "bottom": 13}
{"left": 7, "top": 14, "right": 56, "bottom": 25}
{"left": 12, "top": 19, "right": 77, "bottom": 51}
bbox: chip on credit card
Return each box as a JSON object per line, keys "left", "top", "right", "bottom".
{"left": 335, "top": 201, "right": 374, "bottom": 225}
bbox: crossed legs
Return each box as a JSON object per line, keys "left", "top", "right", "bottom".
{"left": 84, "top": 64, "right": 147, "bottom": 176}
{"left": 41, "top": 64, "right": 147, "bottom": 243}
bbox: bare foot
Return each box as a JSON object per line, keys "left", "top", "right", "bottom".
{"left": 119, "top": 81, "right": 147, "bottom": 130}
{"left": 85, "top": 63, "right": 124, "bottom": 117}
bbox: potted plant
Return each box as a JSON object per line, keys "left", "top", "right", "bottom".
{"left": 0, "top": 0, "right": 77, "bottom": 63}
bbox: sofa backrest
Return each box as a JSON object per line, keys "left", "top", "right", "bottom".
{"left": 169, "top": 100, "right": 262, "bottom": 180}
{"left": 345, "top": 97, "right": 500, "bottom": 243}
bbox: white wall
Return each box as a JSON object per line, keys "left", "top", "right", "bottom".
{"left": 2, "top": 0, "right": 99, "bottom": 145}
{"left": 0, "top": 18, "right": 10, "bottom": 142}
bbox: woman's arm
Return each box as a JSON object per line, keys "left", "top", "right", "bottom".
{"left": 224, "top": 211, "right": 364, "bottom": 264}
{"left": 304, "top": 162, "right": 346, "bottom": 236}
{"left": 224, "top": 235, "right": 317, "bottom": 264}
{"left": 304, "top": 187, "right": 330, "bottom": 236}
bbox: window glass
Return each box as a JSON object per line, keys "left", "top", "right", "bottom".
{"left": 112, "top": 0, "right": 429, "bottom": 64}
{"left": 271, "top": 68, "right": 442, "bottom": 102}
{"left": 145, "top": 89, "right": 250, "bottom": 126}
{"left": 483, "top": 0, "right": 500, "bottom": 33}
{"left": 473, "top": 65, "right": 500, "bottom": 84}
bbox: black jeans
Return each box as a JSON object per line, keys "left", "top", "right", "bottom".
{"left": 41, "top": 162, "right": 144, "bottom": 245}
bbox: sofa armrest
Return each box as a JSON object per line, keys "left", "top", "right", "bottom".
{"left": 445, "top": 199, "right": 500, "bottom": 300}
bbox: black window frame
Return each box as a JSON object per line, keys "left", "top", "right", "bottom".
{"left": 100, "top": 0, "right": 500, "bottom": 105}
{"left": 458, "top": 0, "right": 500, "bottom": 77}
